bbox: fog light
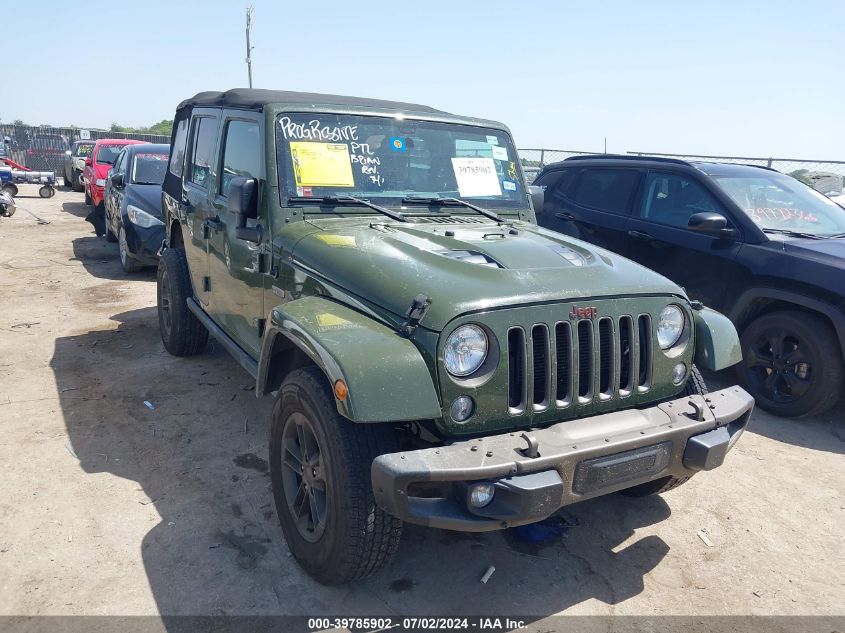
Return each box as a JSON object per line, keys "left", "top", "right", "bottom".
{"left": 672, "top": 362, "right": 687, "bottom": 385}
{"left": 469, "top": 482, "right": 495, "bottom": 508}
{"left": 450, "top": 395, "right": 474, "bottom": 423}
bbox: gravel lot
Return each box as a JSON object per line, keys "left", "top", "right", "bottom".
{"left": 0, "top": 189, "right": 843, "bottom": 622}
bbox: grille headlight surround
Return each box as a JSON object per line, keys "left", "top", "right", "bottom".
{"left": 657, "top": 304, "right": 685, "bottom": 350}
{"left": 444, "top": 324, "right": 488, "bottom": 377}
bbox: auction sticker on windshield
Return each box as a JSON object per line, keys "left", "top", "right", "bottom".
{"left": 290, "top": 142, "right": 355, "bottom": 187}
{"left": 451, "top": 157, "right": 502, "bottom": 197}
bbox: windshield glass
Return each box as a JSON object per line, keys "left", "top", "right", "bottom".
{"left": 131, "top": 152, "right": 168, "bottom": 185}
{"left": 96, "top": 144, "right": 127, "bottom": 165}
{"left": 275, "top": 113, "right": 527, "bottom": 210}
{"left": 714, "top": 172, "right": 845, "bottom": 236}
{"left": 74, "top": 143, "right": 94, "bottom": 157}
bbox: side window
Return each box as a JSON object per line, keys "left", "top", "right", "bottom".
{"left": 545, "top": 168, "right": 580, "bottom": 205}
{"left": 188, "top": 117, "right": 217, "bottom": 189}
{"left": 570, "top": 168, "right": 640, "bottom": 214}
{"left": 219, "top": 120, "right": 260, "bottom": 197}
{"left": 640, "top": 172, "right": 725, "bottom": 229}
{"left": 114, "top": 150, "right": 126, "bottom": 175}
{"left": 168, "top": 116, "right": 189, "bottom": 178}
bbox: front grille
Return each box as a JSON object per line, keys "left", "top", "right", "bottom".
{"left": 507, "top": 314, "right": 654, "bottom": 413}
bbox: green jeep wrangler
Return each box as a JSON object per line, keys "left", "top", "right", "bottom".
{"left": 158, "top": 89, "right": 754, "bottom": 584}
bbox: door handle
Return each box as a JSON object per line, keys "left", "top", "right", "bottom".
{"left": 627, "top": 229, "right": 652, "bottom": 241}
{"left": 555, "top": 211, "right": 576, "bottom": 221}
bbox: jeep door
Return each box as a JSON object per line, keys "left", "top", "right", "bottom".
{"left": 536, "top": 166, "right": 640, "bottom": 254}
{"left": 206, "top": 112, "right": 265, "bottom": 357}
{"left": 623, "top": 170, "right": 744, "bottom": 310}
{"left": 180, "top": 110, "right": 221, "bottom": 306}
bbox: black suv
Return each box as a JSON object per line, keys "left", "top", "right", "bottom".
{"left": 533, "top": 155, "right": 845, "bottom": 417}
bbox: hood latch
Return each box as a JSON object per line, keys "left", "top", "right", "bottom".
{"left": 402, "top": 294, "right": 430, "bottom": 337}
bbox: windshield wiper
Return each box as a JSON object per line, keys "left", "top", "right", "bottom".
{"left": 761, "top": 228, "right": 824, "bottom": 240}
{"left": 402, "top": 196, "right": 503, "bottom": 222}
{"left": 288, "top": 195, "right": 407, "bottom": 222}
{"left": 824, "top": 232, "right": 845, "bottom": 238}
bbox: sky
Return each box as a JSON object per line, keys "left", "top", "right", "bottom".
{"left": 5, "top": 0, "right": 844, "bottom": 159}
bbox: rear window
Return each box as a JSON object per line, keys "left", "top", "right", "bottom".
{"left": 571, "top": 168, "right": 640, "bottom": 214}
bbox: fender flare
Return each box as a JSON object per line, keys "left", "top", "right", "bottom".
{"left": 692, "top": 307, "right": 742, "bottom": 371}
{"left": 728, "top": 287, "right": 845, "bottom": 358}
{"left": 257, "top": 296, "right": 442, "bottom": 422}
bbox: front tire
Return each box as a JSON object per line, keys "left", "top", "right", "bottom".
{"left": 119, "top": 226, "right": 142, "bottom": 273}
{"left": 737, "top": 311, "right": 843, "bottom": 417}
{"left": 157, "top": 247, "right": 208, "bottom": 356}
{"left": 84, "top": 188, "right": 91, "bottom": 206}
{"left": 270, "top": 366, "right": 402, "bottom": 585}
{"left": 619, "top": 365, "right": 707, "bottom": 497}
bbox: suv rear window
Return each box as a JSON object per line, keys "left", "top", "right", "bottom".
{"left": 571, "top": 168, "right": 640, "bottom": 214}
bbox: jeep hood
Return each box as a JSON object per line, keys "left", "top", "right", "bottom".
{"left": 291, "top": 219, "right": 686, "bottom": 331}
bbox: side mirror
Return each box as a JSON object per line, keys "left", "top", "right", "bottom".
{"left": 65, "top": 150, "right": 72, "bottom": 156}
{"left": 688, "top": 212, "right": 736, "bottom": 238}
{"left": 110, "top": 172, "right": 124, "bottom": 188}
{"left": 227, "top": 176, "right": 260, "bottom": 243}
{"left": 528, "top": 185, "right": 545, "bottom": 215}
{"left": 84, "top": 157, "right": 92, "bottom": 167}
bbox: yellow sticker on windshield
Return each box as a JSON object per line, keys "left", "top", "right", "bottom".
{"left": 290, "top": 142, "right": 354, "bottom": 187}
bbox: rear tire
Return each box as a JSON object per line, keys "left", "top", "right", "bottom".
{"left": 736, "top": 311, "right": 843, "bottom": 417}
{"left": 270, "top": 366, "right": 402, "bottom": 584}
{"left": 619, "top": 365, "right": 706, "bottom": 498}
{"left": 157, "top": 247, "right": 208, "bottom": 356}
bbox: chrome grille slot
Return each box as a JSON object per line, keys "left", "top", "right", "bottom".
{"left": 554, "top": 322, "right": 572, "bottom": 406}
{"left": 507, "top": 328, "right": 527, "bottom": 413}
{"left": 637, "top": 314, "right": 652, "bottom": 391}
{"left": 531, "top": 325, "right": 550, "bottom": 410}
{"left": 598, "top": 317, "right": 614, "bottom": 399}
{"left": 576, "top": 320, "right": 593, "bottom": 401}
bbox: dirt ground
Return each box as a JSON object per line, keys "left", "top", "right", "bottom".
{"left": 0, "top": 189, "right": 843, "bottom": 623}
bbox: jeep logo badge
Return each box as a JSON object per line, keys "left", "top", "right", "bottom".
{"left": 569, "top": 306, "right": 598, "bottom": 319}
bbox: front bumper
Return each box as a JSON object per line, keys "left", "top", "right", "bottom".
{"left": 122, "top": 218, "right": 165, "bottom": 265}
{"left": 372, "top": 386, "right": 753, "bottom": 531}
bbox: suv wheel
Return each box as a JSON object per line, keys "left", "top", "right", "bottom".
{"left": 619, "top": 365, "right": 707, "bottom": 497}
{"left": 270, "top": 366, "right": 402, "bottom": 584}
{"left": 156, "top": 247, "right": 208, "bottom": 356}
{"left": 738, "top": 311, "right": 843, "bottom": 417}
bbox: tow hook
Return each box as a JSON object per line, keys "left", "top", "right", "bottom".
{"left": 519, "top": 432, "right": 540, "bottom": 458}
{"left": 686, "top": 399, "right": 706, "bottom": 421}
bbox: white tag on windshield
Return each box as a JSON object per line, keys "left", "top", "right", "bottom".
{"left": 451, "top": 157, "right": 502, "bottom": 197}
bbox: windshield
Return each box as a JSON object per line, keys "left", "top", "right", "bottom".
{"left": 131, "top": 152, "right": 168, "bottom": 185}
{"left": 275, "top": 113, "right": 527, "bottom": 211}
{"left": 713, "top": 172, "right": 845, "bottom": 236}
{"left": 74, "top": 143, "right": 94, "bottom": 157}
{"left": 95, "top": 144, "right": 126, "bottom": 165}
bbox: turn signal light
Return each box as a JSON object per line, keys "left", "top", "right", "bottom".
{"left": 333, "top": 379, "right": 348, "bottom": 401}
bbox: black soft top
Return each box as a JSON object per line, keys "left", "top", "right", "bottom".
{"left": 177, "top": 88, "right": 446, "bottom": 115}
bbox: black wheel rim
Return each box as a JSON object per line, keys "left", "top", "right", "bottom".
{"left": 744, "top": 326, "right": 812, "bottom": 404}
{"left": 159, "top": 268, "right": 172, "bottom": 336}
{"left": 280, "top": 411, "right": 328, "bottom": 542}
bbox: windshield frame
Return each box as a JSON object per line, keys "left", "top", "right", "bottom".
{"left": 274, "top": 111, "right": 529, "bottom": 215}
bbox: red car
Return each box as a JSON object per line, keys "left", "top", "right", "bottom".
{"left": 82, "top": 139, "right": 144, "bottom": 210}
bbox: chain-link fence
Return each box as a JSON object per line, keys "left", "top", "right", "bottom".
{"left": 0, "top": 124, "right": 170, "bottom": 176}
{"left": 518, "top": 147, "right": 845, "bottom": 193}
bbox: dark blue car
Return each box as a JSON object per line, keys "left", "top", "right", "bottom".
{"left": 103, "top": 143, "right": 170, "bottom": 273}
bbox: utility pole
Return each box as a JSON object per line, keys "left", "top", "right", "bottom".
{"left": 245, "top": 6, "right": 254, "bottom": 88}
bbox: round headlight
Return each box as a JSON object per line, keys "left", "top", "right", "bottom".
{"left": 657, "top": 305, "right": 685, "bottom": 350}
{"left": 444, "top": 325, "right": 488, "bottom": 377}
